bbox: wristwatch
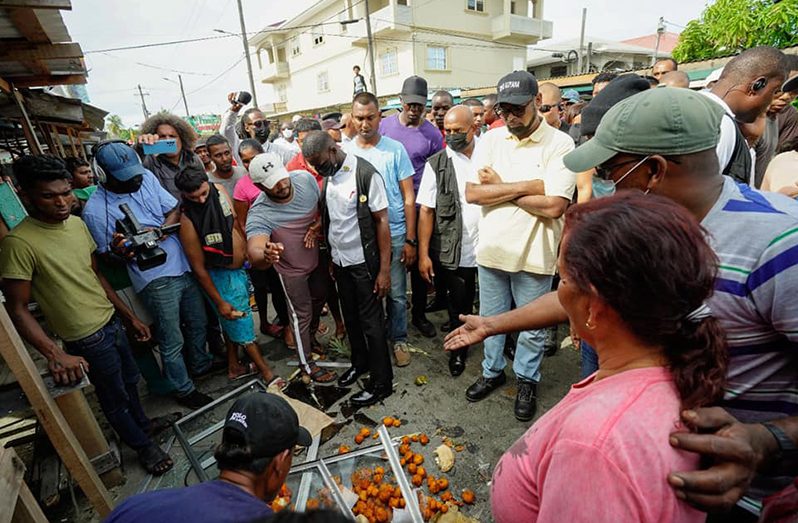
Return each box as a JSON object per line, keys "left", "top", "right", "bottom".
{"left": 405, "top": 238, "right": 418, "bottom": 247}
{"left": 761, "top": 421, "right": 798, "bottom": 461}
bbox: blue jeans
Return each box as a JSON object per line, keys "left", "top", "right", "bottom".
{"left": 580, "top": 341, "right": 599, "bottom": 379}
{"left": 478, "top": 266, "right": 553, "bottom": 382}
{"left": 140, "top": 273, "right": 210, "bottom": 396}
{"left": 66, "top": 317, "right": 152, "bottom": 450}
{"left": 387, "top": 234, "right": 408, "bottom": 343}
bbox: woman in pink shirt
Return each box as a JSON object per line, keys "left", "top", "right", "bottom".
{"left": 491, "top": 192, "right": 727, "bottom": 523}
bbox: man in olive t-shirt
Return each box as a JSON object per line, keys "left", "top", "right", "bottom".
{"left": 0, "top": 155, "right": 173, "bottom": 475}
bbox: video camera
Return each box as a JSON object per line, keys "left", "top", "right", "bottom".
{"left": 114, "top": 203, "right": 180, "bottom": 270}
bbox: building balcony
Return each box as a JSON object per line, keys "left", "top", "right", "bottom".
{"left": 491, "top": 14, "right": 553, "bottom": 45}
{"left": 261, "top": 61, "right": 289, "bottom": 83}
{"left": 352, "top": 3, "right": 412, "bottom": 47}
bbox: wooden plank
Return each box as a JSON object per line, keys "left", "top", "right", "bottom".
{"left": 0, "top": 0, "right": 70, "bottom": 8}
{"left": 10, "top": 75, "right": 86, "bottom": 88}
{"left": 0, "top": 43, "right": 82, "bottom": 61}
{"left": 7, "top": 9, "right": 50, "bottom": 44}
{"left": 0, "top": 307, "right": 113, "bottom": 517}
{"left": 0, "top": 447, "right": 26, "bottom": 523}
{"left": 0, "top": 77, "right": 10, "bottom": 94}
{"left": 12, "top": 482, "right": 48, "bottom": 523}
{"left": 10, "top": 86, "right": 42, "bottom": 155}
{"left": 55, "top": 391, "right": 123, "bottom": 488}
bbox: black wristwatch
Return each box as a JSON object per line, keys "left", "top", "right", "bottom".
{"left": 761, "top": 422, "right": 798, "bottom": 462}
{"left": 405, "top": 238, "right": 418, "bottom": 247}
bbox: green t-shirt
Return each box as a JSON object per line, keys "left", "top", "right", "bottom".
{"left": 0, "top": 216, "right": 114, "bottom": 341}
{"left": 72, "top": 185, "right": 98, "bottom": 201}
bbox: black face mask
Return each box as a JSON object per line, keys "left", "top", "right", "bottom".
{"left": 109, "top": 175, "right": 143, "bottom": 194}
{"left": 446, "top": 132, "right": 471, "bottom": 152}
{"left": 316, "top": 155, "right": 344, "bottom": 178}
{"left": 254, "top": 123, "right": 270, "bottom": 143}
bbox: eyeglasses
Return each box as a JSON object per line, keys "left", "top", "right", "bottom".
{"left": 496, "top": 102, "right": 530, "bottom": 118}
{"left": 252, "top": 120, "right": 267, "bottom": 128}
{"left": 540, "top": 103, "right": 562, "bottom": 113}
{"left": 595, "top": 156, "right": 651, "bottom": 183}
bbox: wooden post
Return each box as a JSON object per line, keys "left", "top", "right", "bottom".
{"left": 0, "top": 447, "right": 47, "bottom": 523}
{"left": 9, "top": 86, "right": 42, "bottom": 155}
{"left": 12, "top": 482, "right": 48, "bottom": 523}
{"left": 55, "top": 391, "right": 124, "bottom": 487}
{"left": 0, "top": 306, "right": 113, "bottom": 517}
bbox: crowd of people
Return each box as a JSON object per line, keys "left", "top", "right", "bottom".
{"left": 1, "top": 42, "right": 797, "bottom": 522}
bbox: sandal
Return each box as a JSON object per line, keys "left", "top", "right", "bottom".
{"left": 307, "top": 365, "right": 337, "bottom": 384}
{"left": 146, "top": 412, "right": 182, "bottom": 437}
{"left": 229, "top": 362, "right": 258, "bottom": 381}
{"left": 267, "top": 376, "right": 288, "bottom": 390}
{"left": 316, "top": 323, "right": 330, "bottom": 336}
{"left": 139, "top": 444, "right": 173, "bottom": 476}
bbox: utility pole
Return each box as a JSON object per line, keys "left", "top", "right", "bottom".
{"left": 652, "top": 17, "right": 666, "bottom": 66}
{"left": 137, "top": 84, "right": 150, "bottom": 120}
{"left": 364, "top": 0, "right": 377, "bottom": 96}
{"left": 178, "top": 74, "right": 190, "bottom": 117}
{"left": 236, "top": 0, "right": 259, "bottom": 107}
{"left": 578, "top": 7, "right": 587, "bottom": 73}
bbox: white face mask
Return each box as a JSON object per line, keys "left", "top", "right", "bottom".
{"left": 282, "top": 129, "right": 293, "bottom": 139}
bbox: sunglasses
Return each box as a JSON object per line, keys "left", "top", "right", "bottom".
{"left": 252, "top": 120, "right": 268, "bottom": 128}
{"left": 595, "top": 156, "right": 651, "bottom": 182}
{"left": 540, "top": 103, "right": 562, "bottom": 113}
{"left": 496, "top": 102, "right": 530, "bottom": 118}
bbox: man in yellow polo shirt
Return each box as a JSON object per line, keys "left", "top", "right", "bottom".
{"left": 464, "top": 71, "right": 576, "bottom": 421}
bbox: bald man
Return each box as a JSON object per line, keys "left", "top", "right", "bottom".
{"left": 538, "top": 83, "right": 565, "bottom": 131}
{"left": 417, "top": 106, "right": 481, "bottom": 377}
{"left": 660, "top": 70, "right": 690, "bottom": 89}
{"left": 652, "top": 58, "right": 678, "bottom": 81}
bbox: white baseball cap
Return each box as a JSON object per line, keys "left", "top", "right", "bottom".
{"left": 249, "top": 152, "right": 289, "bottom": 189}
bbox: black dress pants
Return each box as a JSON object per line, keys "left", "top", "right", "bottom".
{"left": 440, "top": 266, "right": 477, "bottom": 332}
{"left": 334, "top": 263, "right": 393, "bottom": 389}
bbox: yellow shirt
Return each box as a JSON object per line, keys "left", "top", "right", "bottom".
{"left": 0, "top": 216, "right": 114, "bottom": 341}
{"left": 472, "top": 120, "right": 576, "bottom": 275}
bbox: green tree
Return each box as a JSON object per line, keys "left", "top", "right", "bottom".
{"left": 673, "top": 0, "right": 798, "bottom": 62}
{"left": 104, "top": 114, "right": 134, "bottom": 141}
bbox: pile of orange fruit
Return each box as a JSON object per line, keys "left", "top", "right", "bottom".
{"left": 270, "top": 483, "right": 293, "bottom": 512}
{"left": 350, "top": 466, "right": 406, "bottom": 522}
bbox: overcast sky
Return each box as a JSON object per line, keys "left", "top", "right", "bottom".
{"left": 63, "top": 0, "right": 706, "bottom": 128}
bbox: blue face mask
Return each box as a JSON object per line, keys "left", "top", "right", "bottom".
{"left": 591, "top": 176, "right": 616, "bottom": 198}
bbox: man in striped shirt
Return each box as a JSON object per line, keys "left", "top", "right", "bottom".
{"left": 445, "top": 87, "right": 798, "bottom": 521}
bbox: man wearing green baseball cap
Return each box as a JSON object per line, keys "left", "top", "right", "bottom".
{"left": 446, "top": 87, "right": 798, "bottom": 521}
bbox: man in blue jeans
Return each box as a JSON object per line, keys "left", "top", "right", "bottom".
{"left": 344, "top": 92, "right": 417, "bottom": 367}
{"left": 464, "top": 71, "right": 576, "bottom": 421}
{"left": 83, "top": 141, "right": 215, "bottom": 410}
{"left": 0, "top": 155, "right": 176, "bottom": 475}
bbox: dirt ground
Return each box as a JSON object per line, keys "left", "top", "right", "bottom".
{"left": 60, "top": 309, "right": 579, "bottom": 523}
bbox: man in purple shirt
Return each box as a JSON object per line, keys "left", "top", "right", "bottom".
{"left": 380, "top": 75, "right": 444, "bottom": 337}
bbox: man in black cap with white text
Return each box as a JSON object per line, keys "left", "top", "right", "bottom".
{"left": 464, "top": 71, "right": 576, "bottom": 422}
{"left": 105, "top": 391, "right": 310, "bottom": 523}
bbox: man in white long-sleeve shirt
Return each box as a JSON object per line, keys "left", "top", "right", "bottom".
{"left": 221, "top": 93, "right": 294, "bottom": 166}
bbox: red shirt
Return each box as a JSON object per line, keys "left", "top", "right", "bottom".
{"left": 489, "top": 119, "right": 506, "bottom": 129}
{"left": 286, "top": 153, "right": 322, "bottom": 189}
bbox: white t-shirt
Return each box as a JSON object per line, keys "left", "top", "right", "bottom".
{"left": 416, "top": 147, "right": 481, "bottom": 267}
{"left": 761, "top": 150, "right": 798, "bottom": 193}
{"left": 325, "top": 153, "right": 388, "bottom": 267}
{"left": 701, "top": 90, "right": 755, "bottom": 182}
{"left": 472, "top": 120, "right": 575, "bottom": 275}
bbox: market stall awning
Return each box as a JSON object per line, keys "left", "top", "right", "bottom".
{"left": 0, "top": 0, "right": 86, "bottom": 91}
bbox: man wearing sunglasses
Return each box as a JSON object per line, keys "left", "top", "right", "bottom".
{"left": 463, "top": 71, "right": 576, "bottom": 421}
{"left": 221, "top": 93, "right": 294, "bottom": 167}
{"left": 539, "top": 83, "right": 566, "bottom": 133}
{"left": 448, "top": 87, "right": 798, "bottom": 522}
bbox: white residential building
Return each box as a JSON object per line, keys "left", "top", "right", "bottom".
{"left": 526, "top": 35, "right": 673, "bottom": 79}
{"left": 250, "top": 0, "right": 553, "bottom": 115}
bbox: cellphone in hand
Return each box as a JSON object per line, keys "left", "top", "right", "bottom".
{"left": 143, "top": 139, "right": 177, "bottom": 155}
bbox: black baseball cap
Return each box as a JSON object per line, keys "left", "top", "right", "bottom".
{"left": 496, "top": 71, "right": 539, "bottom": 105}
{"left": 580, "top": 74, "right": 651, "bottom": 137}
{"left": 783, "top": 74, "right": 798, "bottom": 94}
{"left": 401, "top": 76, "right": 428, "bottom": 105}
{"left": 223, "top": 391, "right": 312, "bottom": 458}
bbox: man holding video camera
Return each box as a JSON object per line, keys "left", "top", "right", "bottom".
{"left": 83, "top": 141, "right": 216, "bottom": 410}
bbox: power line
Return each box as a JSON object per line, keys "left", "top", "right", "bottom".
{"left": 186, "top": 54, "right": 247, "bottom": 95}
{"left": 97, "top": 52, "right": 213, "bottom": 76}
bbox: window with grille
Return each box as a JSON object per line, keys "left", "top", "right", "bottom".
{"left": 426, "top": 46, "right": 447, "bottom": 70}
{"left": 317, "top": 71, "right": 329, "bottom": 92}
{"left": 380, "top": 48, "right": 398, "bottom": 76}
{"left": 290, "top": 36, "right": 301, "bottom": 57}
{"left": 313, "top": 27, "right": 324, "bottom": 46}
